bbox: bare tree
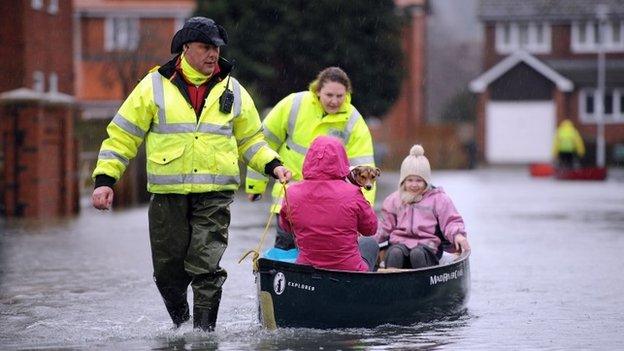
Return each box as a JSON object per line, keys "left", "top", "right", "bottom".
{"left": 99, "top": 26, "right": 169, "bottom": 96}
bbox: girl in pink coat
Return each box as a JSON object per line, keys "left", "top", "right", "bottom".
{"left": 375, "top": 145, "right": 470, "bottom": 269}
{"left": 279, "top": 136, "right": 378, "bottom": 272}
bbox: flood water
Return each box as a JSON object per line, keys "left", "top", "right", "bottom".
{"left": 1, "top": 168, "right": 623, "bottom": 350}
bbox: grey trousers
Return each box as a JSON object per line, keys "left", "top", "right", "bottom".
{"left": 385, "top": 243, "right": 439, "bottom": 269}
{"left": 274, "top": 215, "right": 296, "bottom": 250}
{"left": 358, "top": 236, "right": 379, "bottom": 272}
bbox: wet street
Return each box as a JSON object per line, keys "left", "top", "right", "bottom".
{"left": 1, "top": 167, "right": 624, "bottom": 350}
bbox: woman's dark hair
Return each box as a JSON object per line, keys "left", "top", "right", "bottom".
{"left": 309, "top": 66, "right": 352, "bottom": 93}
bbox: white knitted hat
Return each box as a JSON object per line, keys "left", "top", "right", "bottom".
{"left": 399, "top": 144, "right": 431, "bottom": 187}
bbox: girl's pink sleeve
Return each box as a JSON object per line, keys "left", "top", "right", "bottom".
{"left": 374, "top": 195, "right": 396, "bottom": 243}
{"left": 437, "top": 194, "right": 467, "bottom": 243}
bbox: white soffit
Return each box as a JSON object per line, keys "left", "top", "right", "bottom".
{"left": 469, "top": 51, "right": 574, "bottom": 93}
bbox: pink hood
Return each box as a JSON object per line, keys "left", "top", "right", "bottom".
{"left": 279, "top": 136, "right": 377, "bottom": 272}
{"left": 302, "top": 135, "right": 350, "bottom": 181}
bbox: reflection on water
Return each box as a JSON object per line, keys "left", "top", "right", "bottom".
{"left": 1, "top": 168, "right": 624, "bottom": 350}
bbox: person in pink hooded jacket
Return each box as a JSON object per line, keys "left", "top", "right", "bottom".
{"left": 374, "top": 144, "right": 470, "bottom": 269}
{"left": 278, "top": 136, "right": 379, "bottom": 272}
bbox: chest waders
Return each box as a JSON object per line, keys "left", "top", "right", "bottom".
{"left": 149, "top": 191, "right": 234, "bottom": 330}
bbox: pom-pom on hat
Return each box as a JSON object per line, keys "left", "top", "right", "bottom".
{"left": 399, "top": 144, "right": 432, "bottom": 187}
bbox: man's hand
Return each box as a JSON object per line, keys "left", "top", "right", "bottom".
{"left": 92, "top": 186, "right": 114, "bottom": 210}
{"left": 247, "top": 193, "right": 262, "bottom": 202}
{"left": 273, "top": 165, "right": 292, "bottom": 184}
{"left": 454, "top": 234, "right": 470, "bottom": 252}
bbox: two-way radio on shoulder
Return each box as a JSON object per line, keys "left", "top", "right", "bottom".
{"left": 219, "top": 59, "right": 237, "bottom": 113}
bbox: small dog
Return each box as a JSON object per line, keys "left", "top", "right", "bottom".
{"left": 347, "top": 165, "right": 381, "bottom": 190}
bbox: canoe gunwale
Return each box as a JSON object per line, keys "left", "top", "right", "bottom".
{"left": 257, "top": 249, "right": 470, "bottom": 276}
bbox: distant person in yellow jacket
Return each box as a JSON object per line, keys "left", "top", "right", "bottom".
{"left": 553, "top": 119, "right": 585, "bottom": 169}
{"left": 246, "top": 66, "right": 376, "bottom": 250}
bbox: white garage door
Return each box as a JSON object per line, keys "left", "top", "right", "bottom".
{"left": 486, "top": 101, "right": 556, "bottom": 164}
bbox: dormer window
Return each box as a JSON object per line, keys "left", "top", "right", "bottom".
{"left": 495, "top": 22, "right": 551, "bottom": 54}
{"left": 572, "top": 20, "right": 624, "bottom": 52}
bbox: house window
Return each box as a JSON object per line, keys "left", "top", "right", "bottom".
{"left": 613, "top": 22, "right": 621, "bottom": 42}
{"left": 33, "top": 71, "right": 45, "bottom": 92}
{"left": 495, "top": 22, "right": 551, "bottom": 54}
{"left": 593, "top": 22, "right": 601, "bottom": 44}
{"left": 31, "top": 0, "right": 43, "bottom": 10}
{"left": 49, "top": 72, "right": 58, "bottom": 93}
{"left": 519, "top": 23, "right": 529, "bottom": 46}
{"left": 605, "top": 93, "right": 613, "bottom": 115}
{"left": 48, "top": 0, "right": 58, "bottom": 14}
{"left": 572, "top": 21, "right": 624, "bottom": 52}
{"left": 104, "top": 17, "right": 139, "bottom": 51}
{"left": 585, "top": 93, "right": 594, "bottom": 114}
{"left": 580, "top": 88, "right": 624, "bottom": 124}
{"left": 535, "top": 23, "right": 545, "bottom": 43}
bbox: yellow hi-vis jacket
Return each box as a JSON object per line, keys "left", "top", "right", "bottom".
{"left": 245, "top": 90, "right": 376, "bottom": 213}
{"left": 92, "top": 64, "right": 279, "bottom": 194}
{"left": 552, "top": 119, "right": 586, "bottom": 157}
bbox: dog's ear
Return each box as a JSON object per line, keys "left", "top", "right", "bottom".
{"left": 374, "top": 167, "right": 381, "bottom": 177}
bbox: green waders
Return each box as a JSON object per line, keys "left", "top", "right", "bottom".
{"left": 148, "top": 191, "right": 233, "bottom": 331}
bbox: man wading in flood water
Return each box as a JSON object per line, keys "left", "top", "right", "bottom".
{"left": 91, "top": 17, "right": 291, "bottom": 331}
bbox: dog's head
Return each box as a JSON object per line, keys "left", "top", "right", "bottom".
{"left": 348, "top": 165, "right": 381, "bottom": 190}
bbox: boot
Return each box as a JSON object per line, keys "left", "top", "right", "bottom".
{"left": 193, "top": 305, "right": 219, "bottom": 331}
{"left": 155, "top": 280, "right": 191, "bottom": 328}
{"left": 165, "top": 300, "right": 190, "bottom": 328}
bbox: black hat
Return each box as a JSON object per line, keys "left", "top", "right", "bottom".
{"left": 170, "top": 17, "right": 228, "bottom": 54}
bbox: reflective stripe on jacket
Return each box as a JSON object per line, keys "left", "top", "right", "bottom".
{"left": 245, "top": 90, "right": 376, "bottom": 212}
{"left": 93, "top": 65, "right": 279, "bottom": 194}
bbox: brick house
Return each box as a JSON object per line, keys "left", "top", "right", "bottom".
{"left": 0, "top": 0, "right": 79, "bottom": 217}
{"left": 74, "top": 0, "right": 194, "bottom": 119}
{"left": 470, "top": 0, "right": 624, "bottom": 165}
{"left": 375, "top": 0, "right": 476, "bottom": 170}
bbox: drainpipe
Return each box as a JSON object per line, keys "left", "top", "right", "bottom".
{"left": 596, "top": 4, "right": 607, "bottom": 168}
